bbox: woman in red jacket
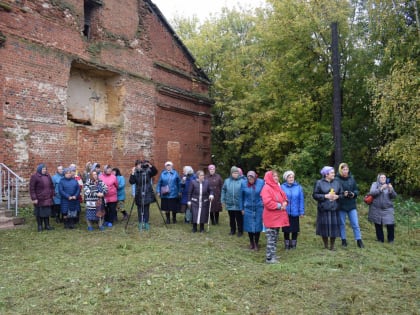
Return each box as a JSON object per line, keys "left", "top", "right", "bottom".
{"left": 261, "top": 170, "right": 289, "bottom": 264}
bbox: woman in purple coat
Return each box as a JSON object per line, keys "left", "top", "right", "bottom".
{"left": 29, "top": 163, "right": 54, "bottom": 232}
{"left": 188, "top": 170, "right": 214, "bottom": 233}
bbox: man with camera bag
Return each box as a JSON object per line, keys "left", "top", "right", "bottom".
{"left": 129, "top": 160, "right": 158, "bottom": 231}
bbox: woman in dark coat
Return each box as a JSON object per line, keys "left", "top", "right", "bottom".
{"left": 180, "top": 166, "right": 196, "bottom": 223}
{"left": 312, "top": 166, "right": 343, "bottom": 250}
{"left": 368, "top": 173, "right": 397, "bottom": 243}
{"left": 59, "top": 168, "right": 81, "bottom": 229}
{"left": 29, "top": 163, "right": 54, "bottom": 231}
{"left": 129, "top": 159, "right": 158, "bottom": 231}
{"left": 205, "top": 164, "right": 223, "bottom": 225}
{"left": 188, "top": 170, "right": 214, "bottom": 233}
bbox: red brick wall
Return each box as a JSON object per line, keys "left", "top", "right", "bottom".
{"left": 0, "top": 0, "right": 212, "bottom": 182}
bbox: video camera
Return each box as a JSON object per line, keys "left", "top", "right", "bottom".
{"left": 135, "top": 159, "right": 150, "bottom": 170}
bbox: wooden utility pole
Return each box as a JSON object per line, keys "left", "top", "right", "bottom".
{"left": 331, "top": 22, "right": 342, "bottom": 168}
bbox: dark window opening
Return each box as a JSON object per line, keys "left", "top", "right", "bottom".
{"left": 83, "top": 0, "right": 102, "bottom": 39}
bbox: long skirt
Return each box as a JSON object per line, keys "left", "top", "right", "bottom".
{"left": 282, "top": 215, "right": 300, "bottom": 233}
{"left": 316, "top": 209, "right": 340, "bottom": 237}
{"left": 34, "top": 206, "right": 52, "bottom": 218}
{"left": 161, "top": 198, "right": 179, "bottom": 212}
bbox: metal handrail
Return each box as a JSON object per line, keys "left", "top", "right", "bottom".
{"left": 0, "top": 163, "right": 25, "bottom": 216}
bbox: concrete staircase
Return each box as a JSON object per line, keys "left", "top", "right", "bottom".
{"left": 0, "top": 207, "right": 25, "bottom": 229}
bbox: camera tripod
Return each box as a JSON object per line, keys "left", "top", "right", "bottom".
{"left": 125, "top": 172, "right": 167, "bottom": 232}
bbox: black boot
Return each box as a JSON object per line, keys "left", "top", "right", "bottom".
{"left": 165, "top": 212, "right": 170, "bottom": 224}
{"left": 64, "top": 218, "right": 69, "bottom": 229}
{"left": 199, "top": 223, "right": 204, "bottom": 233}
{"left": 215, "top": 212, "right": 219, "bottom": 225}
{"left": 36, "top": 216, "right": 43, "bottom": 232}
{"left": 192, "top": 223, "right": 197, "bottom": 233}
{"left": 291, "top": 240, "right": 297, "bottom": 249}
{"left": 341, "top": 239, "right": 348, "bottom": 247}
{"left": 172, "top": 212, "right": 177, "bottom": 224}
{"left": 44, "top": 217, "right": 54, "bottom": 230}
{"left": 322, "top": 237, "right": 328, "bottom": 249}
{"left": 284, "top": 240, "right": 290, "bottom": 250}
{"left": 330, "top": 237, "right": 336, "bottom": 251}
{"left": 357, "top": 239, "right": 364, "bottom": 248}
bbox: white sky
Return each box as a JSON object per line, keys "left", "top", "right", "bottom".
{"left": 151, "top": 0, "right": 266, "bottom": 22}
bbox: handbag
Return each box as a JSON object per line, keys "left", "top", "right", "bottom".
{"left": 363, "top": 194, "right": 374, "bottom": 205}
{"left": 161, "top": 185, "right": 170, "bottom": 195}
{"left": 96, "top": 198, "right": 105, "bottom": 218}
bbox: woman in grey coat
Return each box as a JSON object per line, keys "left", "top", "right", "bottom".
{"left": 368, "top": 173, "right": 397, "bottom": 243}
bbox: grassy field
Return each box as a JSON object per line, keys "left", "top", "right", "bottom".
{"left": 0, "top": 196, "right": 419, "bottom": 315}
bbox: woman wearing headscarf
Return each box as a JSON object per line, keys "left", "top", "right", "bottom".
{"left": 221, "top": 166, "right": 244, "bottom": 236}
{"left": 187, "top": 170, "right": 214, "bottom": 233}
{"left": 368, "top": 173, "right": 397, "bottom": 243}
{"left": 312, "top": 166, "right": 343, "bottom": 250}
{"left": 241, "top": 171, "right": 264, "bottom": 250}
{"left": 205, "top": 164, "right": 223, "bottom": 225}
{"left": 84, "top": 170, "right": 108, "bottom": 231}
{"left": 157, "top": 161, "right": 181, "bottom": 224}
{"left": 59, "top": 167, "right": 81, "bottom": 229}
{"left": 261, "top": 170, "right": 289, "bottom": 263}
{"left": 180, "top": 166, "right": 196, "bottom": 223}
{"left": 281, "top": 170, "right": 305, "bottom": 250}
{"left": 336, "top": 163, "right": 364, "bottom": 248}
{"left": 29, "top": 163, "right": 55, "bottom": 231}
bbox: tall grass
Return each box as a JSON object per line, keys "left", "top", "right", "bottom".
{"left": 0, "top": 196, "right": 419, "bottom": 315}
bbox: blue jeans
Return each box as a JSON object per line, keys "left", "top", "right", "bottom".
{"left": 339, "top": 209, "right": 361, "bottom": 240}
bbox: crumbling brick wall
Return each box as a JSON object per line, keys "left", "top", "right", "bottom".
{"left": 0, "top": 0, "right": 213, "bottom": 182}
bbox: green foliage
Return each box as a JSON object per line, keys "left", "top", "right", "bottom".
{"left": 173, "top": 0, "right": 420, "bottom": 193}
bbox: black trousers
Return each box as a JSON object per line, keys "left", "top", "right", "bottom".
{"left": 228, "top": 211, "right": 243, "bottom": 233}
{"left": 375, "top": 223, "right": 395, "bottom": 242}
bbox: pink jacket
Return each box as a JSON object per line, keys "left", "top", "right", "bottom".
{"left": 261, "top": 171, "right": 289, "bottom": 228}
{"left": 99, "top": 173, "right": 118, "bottom": 203}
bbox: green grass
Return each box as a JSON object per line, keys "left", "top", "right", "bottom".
{"left": 1, "top": 197, "right": 419, "bottom": 315}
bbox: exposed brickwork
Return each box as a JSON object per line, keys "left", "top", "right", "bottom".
{"left": 0, "top": 0, "right": 213, "bottom": 182}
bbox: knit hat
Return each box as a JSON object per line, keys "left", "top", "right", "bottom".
{"left": 165, "top": 161, "right": 173, "bottom": 167}
{"left": 208, "top": 164, "right": 216, "bottom": 170}
{"left": 283, "top": 170, "right": 295, "bottom": 181}
{"left": 69, "top": 165, "right": 76, "bottom": 172}
{"left": 247, "top": 171, "right": 257, "bottom": 178}
{"left": 320, "top": 166, "right": 334, "bottom": 176}
{"left": 63, "top": 167, "right": 72, "bottom": 174}
{"left": 230, "top": 166, "right": 239, "bottom": 174}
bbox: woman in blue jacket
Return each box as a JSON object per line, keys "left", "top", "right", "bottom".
{"left": 157, "top": 161, "right": 181, "bottom": 224}
{"left": 281, "top": 170, "right": 305, "bottom": 249}
{"left": 221, "top": 166, "right": 243, "bottom": 236}
{"left": 241, "top": 171, "right": 264, "bottom": 250}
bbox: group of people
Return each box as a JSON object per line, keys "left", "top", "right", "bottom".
{"left": 29, "top": 160, "right": 397, "bottom": 264}
{"left": 313, "top": 163, "right": 397, "bottom": 252}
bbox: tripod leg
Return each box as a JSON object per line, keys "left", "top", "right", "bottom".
{"left": 124, "top": 197, "right": 136, "bottom": 232}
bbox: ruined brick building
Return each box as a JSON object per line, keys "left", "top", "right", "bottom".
{"left": 0, "top": 0, "right": 213, "bottom": 181}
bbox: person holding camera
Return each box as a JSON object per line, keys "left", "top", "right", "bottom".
{"left": 336, "top": 163, "right": 364, "bottom": 248}
{"left": 368, "top": 173, "right": 397, "bottom": 243}
{"left": 157, "top": 161, "right": 181, "bottom": 224}
{"left": 129, "top": 160, "right": 158, "bottom": 231}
